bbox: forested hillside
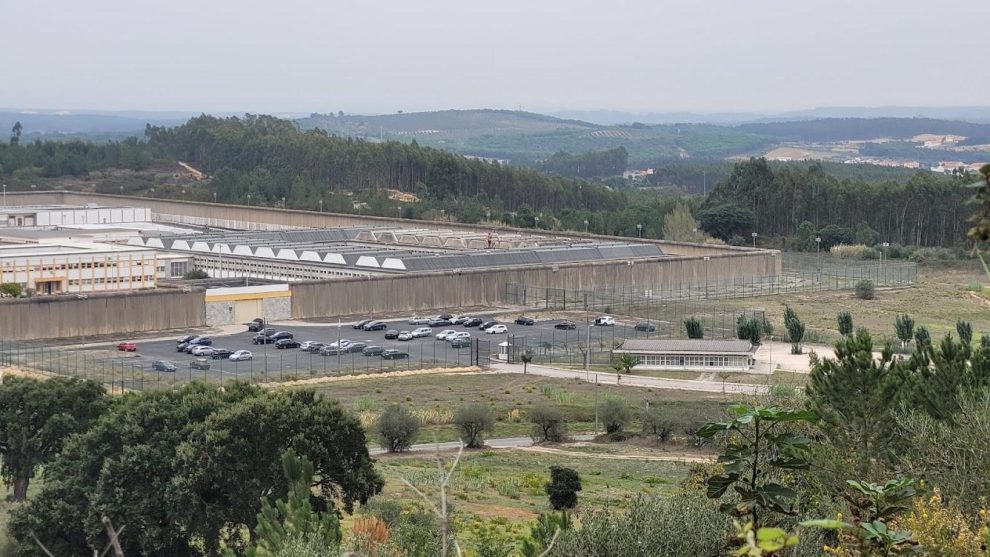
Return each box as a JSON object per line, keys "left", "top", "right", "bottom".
{"left": 703, "top": 157, "right": 977, "bottom": 247}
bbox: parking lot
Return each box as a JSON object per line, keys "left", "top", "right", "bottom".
{"left": 0, "top": 311, "right": 676, "bottom": 390}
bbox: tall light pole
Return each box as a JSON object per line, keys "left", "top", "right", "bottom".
{"left": 281, "top": 196, "right": 286, "bottom": 209}
{"left": 2, "top": 184, "right": 6, "bottom": 206}
{"left": 319, "top": 198, "right": 323, "bottom": 212}
{"left": 703, "top": 256, "right": 711, "bottom": 298}
{"left": 247, "top": 193, "right": 252, "bottom": 206}
{"left": 534, "top": 215, "right": 540, "bottom": 229}
{"left": 149, "top": 187, "right": 155, "bottom": 198}
{"left": 881, "top": 242, "right": 890, "bottom": 283}
{"left": 213, "top": 192, "right": 217, "bottom": 203}
{"left": 702, "top": 171, "right": 707, "bottom": 196}
{"left": 637, "top": 223, "right": 643, "bottom": 238}
{"left": 751, "top": 232, "right": 758, "bottom": 248}
{"left": 584, "top": 219, "right": 589, "bottom": 233}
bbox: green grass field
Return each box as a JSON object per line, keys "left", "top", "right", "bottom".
{"left": 372, "top": 447, "right": 695, "bottom": 528}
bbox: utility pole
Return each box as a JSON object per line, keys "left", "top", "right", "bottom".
{"left": 702, "top": 171, "right": 707, "bottom": 196}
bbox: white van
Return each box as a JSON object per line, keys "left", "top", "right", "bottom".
{"left": 594, "top": 316, "right": 615, "bottom": 326}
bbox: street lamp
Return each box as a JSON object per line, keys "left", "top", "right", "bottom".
{"left": 703, "top": 256, "right": 711, "bottom": 298}
{"left": 119, "top": 185, "right": 124, "bottom": 194}
{"left": 149, "top": 187, "right": 155, "bottom": 197}
{"left": 880, "top": 242, "right": 890, "bottom": 283}
{"left": 281, "top": 196, "right": 286, "bottom": 208}
{"left": 534, "top": 215, "right": 540, "bottom": 229}
{"left": 1, "top": 184, "right": 5, "bottom": 207}
{"left": 637, "top": 223, "right": 643, "bottom": 238}
{"left": 247, "top": 194, "right": 251, "bottom": 206}
{"left": 319, "top": 198, "right": 323, "bottom": 212}
{"left": 213, "top": 192, "right": 217, "bottom": 203}
{"left": 751, "top": 232, "right": 758, "bottom": 248}
{"left": 485, "top": 210, "right": 491, "bottom": 221}
{"left": 584, "top": 219, "right": 589, "bottom": 233}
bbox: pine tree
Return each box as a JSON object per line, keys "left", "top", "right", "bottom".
{"left": 239, "top": 450, "right": 342, "bottom": 557}
{"left": 806, "top": 329, "right": 905, "bottom": 473}
{"left": 684, "top": 317, "right": 704, "bottom": 339}
{"left": 905, "top": 325, "right": 990, "bottom": 421}
{"left": 784, "top": 306, "right": 805, "bottom": 354}
{"left": 895, "top": 314, "right": 915, "bottom": 350}
{"left": 837, "top": 312, "right": 854, "bottom": 337}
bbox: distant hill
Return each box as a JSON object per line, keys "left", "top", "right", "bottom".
{"left": 737, "top": 117, "right": 990, "bottom": 143}
{"left": 298, "top": 109, "right": 772, "bottom": 166}
{"left": 0, "top": 110, "right": 188, "bottom": 139}
{"left": 550, "top": 106, "right": 990, "bottom": 126}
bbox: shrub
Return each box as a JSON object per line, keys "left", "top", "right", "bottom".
{"left": 854, "top": 279, "right": 875, "bottom": 300}
{"left": 894, "top": 488, "right": 988, "bottom": 557}
{"left": 641, "top": 404, "right": 678, "bottom": 445}
{"left": 601, "top": 398, "right": 631, "bottom": 436}
{"left": 545, "top": 466, "right": 581, "bottom": 510}
{"left": 529, "top": 404, "right": 568, "bottom": 443}
{"left": 0, "top": 282, "right": 22, "bottom": 297}
{"left": 549, "top": 491, "right": 730, "bottom": 557}
{"left": 182, "top": 268, "right": 209, "bottom": 280}
{"left": 376, "top": 404, "right": 420, "bottom": 453}
{"left": 837, "top": 311, "right": 854, "bottom": 336}
{"left": 684, "top": 317, "right": 704, "bottom": 339}
{"left": 453, "top": 403, "right": 495, "bottom": 448}
{"left": 831, "top": 244, "right": 880, "bottom": 259}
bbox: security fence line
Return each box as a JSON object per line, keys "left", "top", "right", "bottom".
{"left": 0, "top": 337, "right": 492, "bottom": 392}
{"left": 505, "top": 256, "right": 917, "bottom": 311}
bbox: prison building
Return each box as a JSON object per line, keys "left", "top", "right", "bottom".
{"left": 0, "top": 242, "right": 158, "bottom": 295}
{"left": 612, "top": 339, "right": 755, "bottom": 371}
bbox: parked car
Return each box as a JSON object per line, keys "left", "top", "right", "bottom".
{"left": 463, "top": 317, "right": 483, "bottom": 327}
{"left": 319, "top": 345, "right": 341, "bottom": 356}
{"left": 258, "top": 328, "right": 276, "bottom": 337}
{"left": 411, "top": 327, "right": 433, "bottom": 338}
{"left": 485, "top": 324, "right": 508, "bottom": 334}
{"left": 451, "top": 315, "right": 469, "bottom": 325}
{"left": 177, "top": 334, "right": 197, "bottom": 344}
{"left": 436, "top": 329, "right": 457, "bottom": 340}
{"left": 229, "top": 350, "right": 253, "bottom": 361}
{"left": 152, "top": 360, "right": 177, "bottom": 372}
{"left": 384, "top": 329, "right": 400, "bottom": 340}
{"left": 479, "top": 320, "right": 498, "bottom": 330}
{"left": 117, "top": 342, "right": 137, "bottom": 352}
{"left": 190, "top": 345, "right": 214, "bottom": 357}
{"left": 326, "top": 339, "right": 353, "bottom": 349}
{"left": 450, "top": 338, "right": 471, "bottom": 349}
{"left": 269, "top": 331, "right": 293, "bottom": 341}
{"left": 428, "top": 318, "right": 452, "bottom": 327}
{"left": 447, "top": 331, "right": 471, "bottom": 342}
{"left": 515, "top": 316, "right": 535, "bottom": 326}
{"left": 594, "top": 316, "right": 616, "bottom": 326}
{"left": 397, "top": 331, "right": 413, "bottom": 341}
{"left": 342, "top": 342, "right": 368, "bottom": 353}
{"left": 438, "top": 314, "right": 453, "bottom": 320}
{"left": 275, "top": 338, "right": 301, "bottom": 349}
{"left": 210, "top": 348, "right": 233, "bottom": 360}
{"left": 555, "top": 320, "right": 577, "bottom": 330}
{"left": 363, "top": 320, "right": 388, "bottom": 331}
{"left": 252, "top": 334, "right": 276, "bottom": 345}
{"left": 353, "top": 319, "right": 374, "bottom": 329}
{"left": 362, "top": 345, "right": 385, "bottom": 356}
{"left": 190, "top": 358, "right": 211, "bottom": 371}
{"left": 189, "top": 336, "right": 213, "bottom": 346}
{"left": 247, "top": 318, "right": 265, "bottom": 332}
{"left": 176, "top": 342, "right": 191, "bottom": 353}
{"left": 381, "top": 349, "right": 409, "bottom": 360}
{"left": 408, "top": 315, "right": 430, "bottom": 325}
{"left": 634, "top": 322, "right": 657, "bottom": 332}
{"left": 300, "top": 341, "right": 325, "bottom": 352}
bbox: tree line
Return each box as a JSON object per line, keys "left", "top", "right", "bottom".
{"left": 703, "top": 157, "right": 976, "bottom": 247}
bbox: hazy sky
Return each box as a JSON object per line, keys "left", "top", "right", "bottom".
{"left": 3, "top": 0, "right": 988, "bottom": 114}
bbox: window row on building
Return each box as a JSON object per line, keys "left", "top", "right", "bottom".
{"left": 638, "top": 354, "right": 750, "bottom": 368}
{"left": 67, "top": 275, "right": 155, "bottom": 286}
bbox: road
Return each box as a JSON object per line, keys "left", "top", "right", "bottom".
{"left": 369, "top": 433, "right": 597, "bottom": 456}
{"left": 491, "top": 361, "right": 769, "bottom": 394}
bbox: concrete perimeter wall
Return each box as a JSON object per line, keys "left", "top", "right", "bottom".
{"left": 0, "top": 288, "right": 205, "bottom": 340}
{"left": 290, "top": 251, "right": 779, "bottom": 318}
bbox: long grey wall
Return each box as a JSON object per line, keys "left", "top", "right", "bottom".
{"left": 290, "top": 251, "right": 780, "bottom": 318}
{"left": 0, "top": 288, "right": 205, "bottom": 341}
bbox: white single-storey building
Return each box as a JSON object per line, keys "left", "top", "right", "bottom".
{"left": 613, "top": 339, "right": 756, "bottom": 371}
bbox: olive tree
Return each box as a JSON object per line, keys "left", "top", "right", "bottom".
{"left": 453, "top": 403, "right": 495, "bottom": 448}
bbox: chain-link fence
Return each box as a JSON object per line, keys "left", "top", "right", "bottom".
{"left": 503, "top": 302, "right": 766, "bottom": 366}
{"left": 505, "top": 254, "right": 916, "bottom": 311}
{"left": 0, "top": 337, "right": 493, "bottom": 392}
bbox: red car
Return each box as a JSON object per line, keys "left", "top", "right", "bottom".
{"left": 117, "top": 342, "right": 137, "bottom": 352}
